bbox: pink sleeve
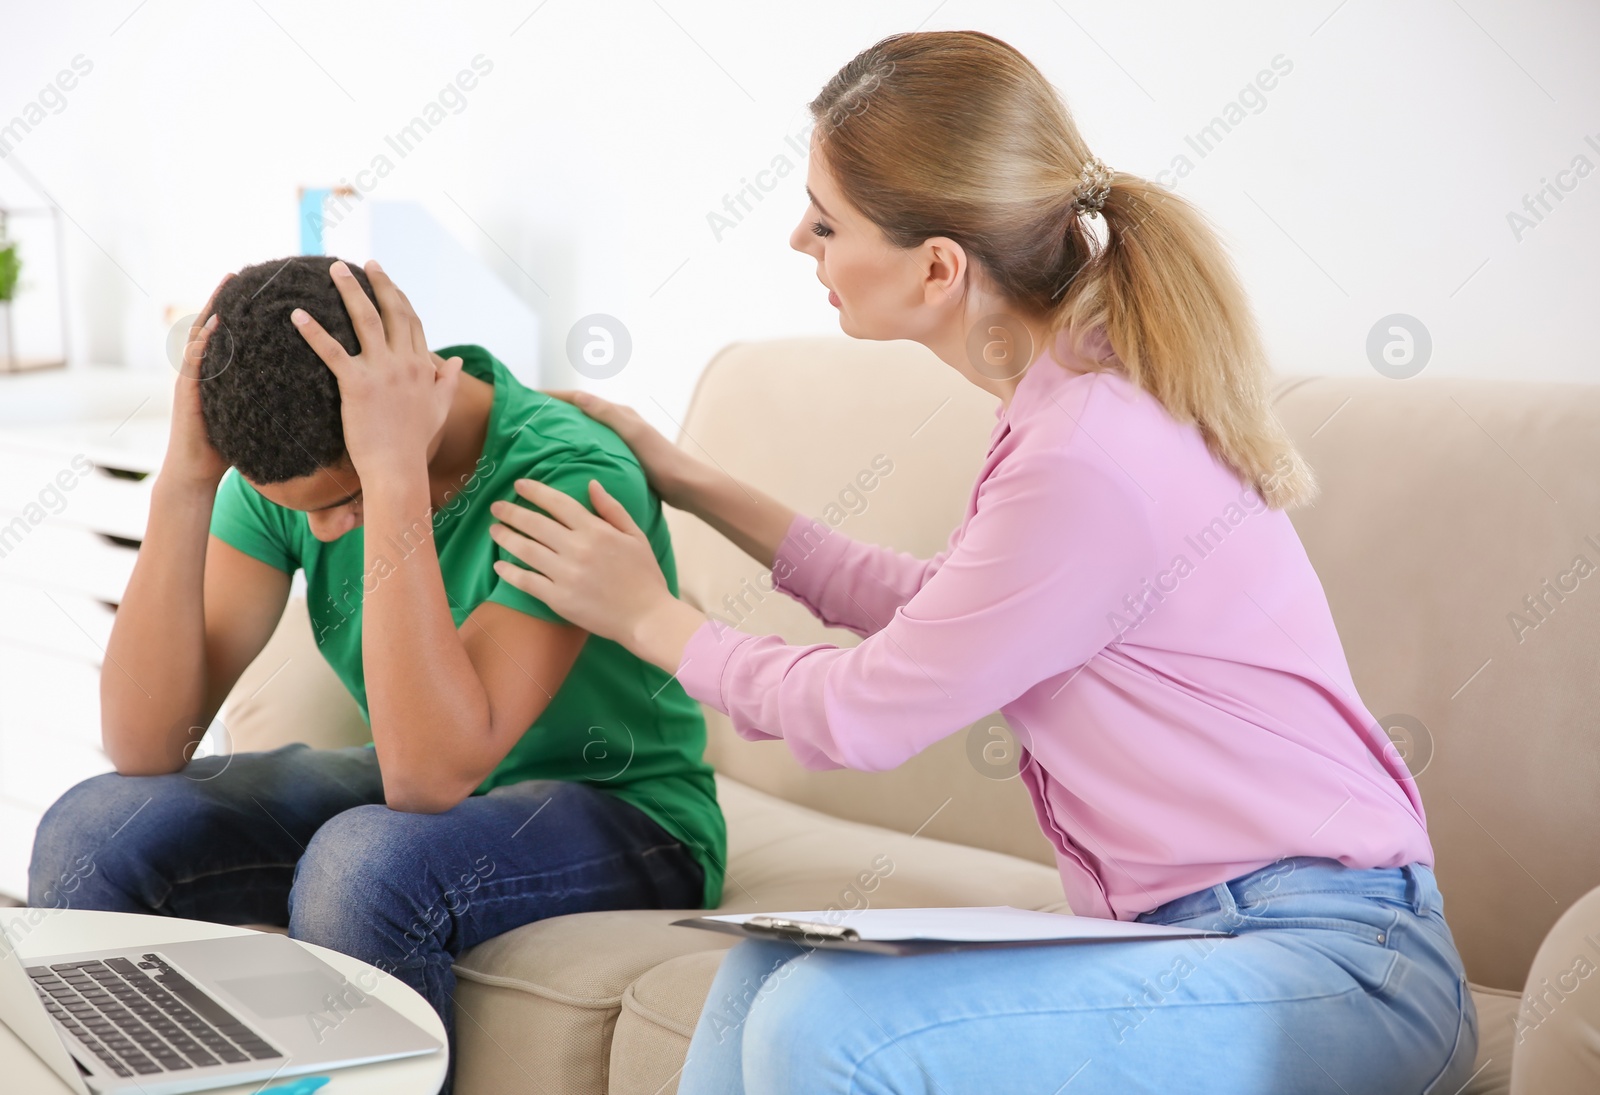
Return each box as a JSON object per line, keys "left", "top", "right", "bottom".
{"left": 675, "top": 452, "right": 1157, "bottom": 772}
{"left": 768, "top": 512, "right": 958, "bottom": 638}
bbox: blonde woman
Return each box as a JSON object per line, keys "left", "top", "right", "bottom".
{"left": 488, "top": 30, "right": 1477, "bottom": 1094}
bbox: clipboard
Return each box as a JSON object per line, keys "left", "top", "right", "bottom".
{"left": 673, "top": 905, "right": 1232, "bottom": 956}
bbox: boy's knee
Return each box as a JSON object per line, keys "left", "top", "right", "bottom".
{"left": 27, "top": 770, "right": 159, "bottom": 907}
{"left": 297, "top": 805, "right": 420, "bottom": 883}
{"left": 290, "top": 806, "right": 431, "bottom": 947}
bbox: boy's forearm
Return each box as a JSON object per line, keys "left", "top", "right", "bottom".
{"left": 101, "top": 474, "right": 217, "bottom": 772}
{"left": 359, "top": 466, "right": 493, "bottom": 810}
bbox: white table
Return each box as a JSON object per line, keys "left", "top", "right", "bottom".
{"left": 0, "top": 908, "right": 448, "bottom": 1094}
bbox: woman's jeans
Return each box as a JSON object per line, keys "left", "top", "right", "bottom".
{"left": 680, "top": 857, "right": 1478, "bottom": 1095}
{"left": 26, "top": 743, "right": 706, "bottom": 1094}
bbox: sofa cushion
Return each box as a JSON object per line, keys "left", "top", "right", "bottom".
{"left": 451, "top": 909, "right": 729, "bottom": 1095}
{"left": 1466, "top": 984, "right": 1518, "bottom": 1095}
{"left": 449, "top": 773, "right": 1065, "bottom": 1094}
{"left": 610, "top": 950, "right": 726, "bottom": 1095}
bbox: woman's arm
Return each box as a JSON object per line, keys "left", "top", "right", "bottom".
{"left": 759, "top": 513, "right": 960, "bottom": 639}
{"left": 676, "top": 454, "right": 1156, "bottom": 771}
{"left": 670, "top": 455, "right": 796, "bottom": 569}
{"left": 543, "top": 390, "right": 795, "bottom": 567}
{"left": 491, "top": 449, "right": 1156, "bottom": 773}
{"left": 546, "top": 391, "right": 952, "bottom": 635}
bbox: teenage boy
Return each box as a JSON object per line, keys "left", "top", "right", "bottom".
{"left": 28, "top": 256, "right": 724, "bottom": 1087}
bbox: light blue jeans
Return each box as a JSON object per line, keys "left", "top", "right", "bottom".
{"left": 679, "top": 857, "right": 1478, "bottom": 1094}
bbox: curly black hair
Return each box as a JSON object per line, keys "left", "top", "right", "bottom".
{"left": 199, "top": 255, "right": 377, "bottom": 484}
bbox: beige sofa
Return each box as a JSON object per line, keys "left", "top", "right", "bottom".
{"left": 222, "top": 337, "right": 1600, "bottom": 1095}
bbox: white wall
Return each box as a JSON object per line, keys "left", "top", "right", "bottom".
{"left": 1, "top": 0, "right": 1595, "bottom": 435}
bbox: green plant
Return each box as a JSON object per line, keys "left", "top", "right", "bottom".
{"left": 0, "top": 242, "right": 19, "bottom": 302}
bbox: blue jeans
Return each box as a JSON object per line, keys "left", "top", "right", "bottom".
{"left": 27, "top": 743, "right": 705, "bottom": 1095}
{"left": 680, "top": 857, "right": 1478, "bottom": 1095}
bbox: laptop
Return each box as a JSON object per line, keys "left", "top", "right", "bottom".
{"left": 0, "top": 924, "right": 441, "bottom": 1094}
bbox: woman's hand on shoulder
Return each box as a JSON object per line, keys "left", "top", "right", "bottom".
{"left": 543, "top": 390, "right": 704, "bottom": 511}
{"left": 489, "top": 477, "right": 705, "bottom": 671}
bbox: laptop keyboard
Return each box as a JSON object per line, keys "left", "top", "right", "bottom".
{"left": 26, "top": 953, "right": 282, "bottom": 1078}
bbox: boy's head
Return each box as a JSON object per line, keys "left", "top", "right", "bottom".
{"left": 201, "top": 255, "right": 377, "bottom": 484}
{"left": 200, "top": 255, "right": 377, "bottom": 539}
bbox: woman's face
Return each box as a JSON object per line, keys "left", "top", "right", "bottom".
{"left": 785, "top": 139, "right": 1043, "bottom": 398}
{"left": 789, "top": 144, "right": 944, "bottom": 342}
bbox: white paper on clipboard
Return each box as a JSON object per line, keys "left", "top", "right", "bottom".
{"left": 681, "top": 905, "right": 1229, "bottom": 950}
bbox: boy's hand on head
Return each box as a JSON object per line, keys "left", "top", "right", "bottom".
{"left": 289, "top": 259, "right": 463, "bottom": 481}
{"left": 163, "top": 272, "right": 234, "bottom": 490}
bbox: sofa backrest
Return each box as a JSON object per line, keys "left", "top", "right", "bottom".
{"left": 667, "top": 337, "right": 1600, "bottom": 991}
{"left": 221, "top": 335, "right": 1600, "bottom": 992}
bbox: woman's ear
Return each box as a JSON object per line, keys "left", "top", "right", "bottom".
{"left": 919, "top": 236, "right": 969, "bottom": 307}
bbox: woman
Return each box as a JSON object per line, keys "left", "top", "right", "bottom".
{"left": 488, "top": 30, "right": 1478, "bottom": 1095}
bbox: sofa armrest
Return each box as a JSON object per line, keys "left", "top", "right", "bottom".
{"left": 1509, "top": 883, "right": 1600, "bottom": 1092}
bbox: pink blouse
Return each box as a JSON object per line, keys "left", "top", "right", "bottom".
{"left": 675, "top": 343, "right": 1433, "bottom": 921}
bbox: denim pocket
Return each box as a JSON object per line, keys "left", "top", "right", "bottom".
{"left": 1219, "top": 910, "right": 1399, "bottom": 946}
{"left": 1221, "top": 889, "right": 1404, "bottom": 945}
{"left": 1214, "top": 901, "right": 1407, "bottom": 1000}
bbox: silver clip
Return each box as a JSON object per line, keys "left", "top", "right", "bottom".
{"left": 743, "top": 916, "right": 862, "bottom": 943}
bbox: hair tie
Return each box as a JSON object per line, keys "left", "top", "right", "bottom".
{"left": 1070, "top": 157, "right": 1114, "bottom": 218}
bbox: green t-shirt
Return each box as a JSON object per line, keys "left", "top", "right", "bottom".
{"left": 209, "top": 344, "right": 724, "bottom": 908}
